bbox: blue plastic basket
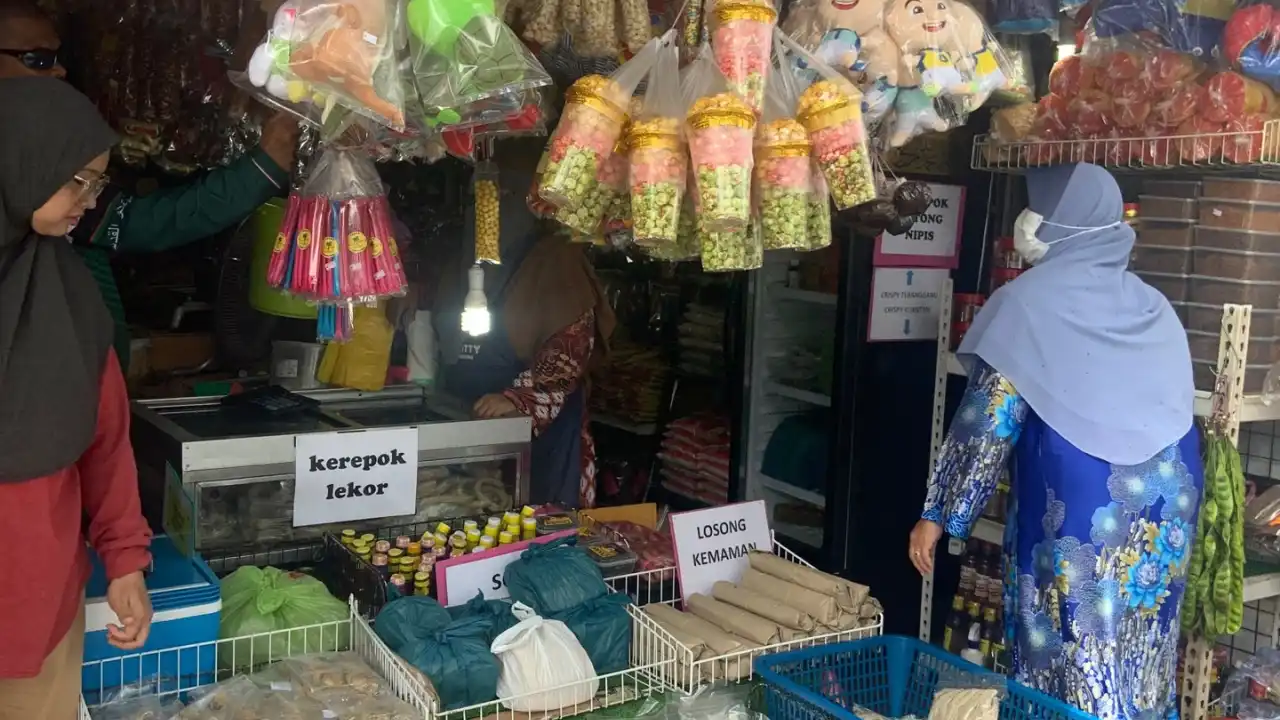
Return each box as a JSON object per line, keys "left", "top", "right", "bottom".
{"left": 753, "top": 635, "right": 1095, "bottom": 720}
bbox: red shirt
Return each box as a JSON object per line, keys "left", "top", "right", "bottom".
{"left": 0, "top": 352, "right": 152, "bottom": 678}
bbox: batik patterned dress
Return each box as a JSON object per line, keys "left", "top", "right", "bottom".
{"left": 924, "top": 358, "right": 1202, "bottom": 720}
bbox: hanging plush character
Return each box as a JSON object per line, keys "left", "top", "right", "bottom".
{"left": 885, "top": 0, "right": 965, "bottom": 146}
{"left": 949, "top": 1, "right": 1007, "bottom": 111}
{"left": 783, "top": 0, "right": 898, "bottom": 122}
{"left": 287, "top": 0, "right": 405, "bottom": 127}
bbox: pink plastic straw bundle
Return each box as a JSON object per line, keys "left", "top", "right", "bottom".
{"left": 343, "top": 198, "right": 375, "bottom": 299}
{"left": 368, "top": 197, "right": 406, "bottom": 296}
{"left": 267, "top": 192, "right": 302, "bottom": 289}
{"left": 291, "top": 196, "right": 327, "bottom": 298}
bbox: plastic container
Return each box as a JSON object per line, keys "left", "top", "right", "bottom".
{"left": 1188, "top": 328, "right": 1276, "bottom": 364}
{"left": 1203, "top": 177, "right": 1280, "bottom": 204}
{"left": 1131, "top": 245, "right": 1193, "bottom": 274}
{"left": 1196, "top": 226, "right": 1280, "bottom": 253}
{"left": 1139, "top": 195, "right": 1197, "bottom": 220}
{"left": 1185, "top": 301, "right": 1280, "bottom": 336}
{"left": 1137, "top": 218, "right": 1195, "bottom": 247}
{"left": 1194, "top": 359, "right": 1271, "bottom": 393}
{"left": 582, "top": 542, "right": 638, "bottom": 578}
{"left": 270, "top": 341, "right": 323, "bottom": 390}
{"left": 1194, "top": 247, "right": 1280, "bottom": 281}
{"left": 535, "top": 514, "right": 578, "bottom": 536}
{"left": 754, "top": 635, "right": 1091, "bottom": 720}
{"left": 1200, "top": 198, "right": 1280, "bottom": 231}
{"left": 1136, "top": 271, "right": 1190, "bottom": 302}
{"left": 1143, "top": 179, "right": 1201, "bottom": 199}
{"left": 1189, "top": 274, "right": 1280, "bottom": 307}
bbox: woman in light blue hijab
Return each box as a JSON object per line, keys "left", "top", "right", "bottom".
{"left": 907, "top": 163, "right": 1199, "bottom": 720}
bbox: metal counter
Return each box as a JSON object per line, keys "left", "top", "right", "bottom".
{"left": 131, "top": 386, "right": 531, "bottom": 554}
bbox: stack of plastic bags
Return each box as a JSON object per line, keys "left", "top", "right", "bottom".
{"left": 266, "top": 149, "right": 408, "bottom": 341}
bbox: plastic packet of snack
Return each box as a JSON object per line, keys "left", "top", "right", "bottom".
{"left": 474, "top": 160, "right": 501, "bottom": 263}
{"left": 629, "top": 32, "right": 686, "bottom": 246}
{"left": 754, "top": 35, "right": 811, "bottom": 251}
{"left": 682, "top": 43, "right": 756, "bottom": 233}
{"left": 284, "top": 652, "right": 386, "bottom": 703}
{"left": 709, "top": 0, "right": 777, "bottom": 114}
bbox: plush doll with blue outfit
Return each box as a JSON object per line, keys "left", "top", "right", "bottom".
{"left": 782, "top": 0, "right": 899, "bottom": 122}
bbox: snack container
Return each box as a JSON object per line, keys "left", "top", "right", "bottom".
{"left": 1139, "top": 195, "right": 1197, "bottom": 220}
{"left": 583, "top": 542, "right": 639, "bottom": 578}
{"left": 1194, "top": 359, "right": 1272, "bottom": 393}
{"left": 1195, "top": 226, "right": 1280, "bottom": 253}
{"left": 700, "top": 215, "right": 764, "bottom": 271}
{"left": 1187, "top": 328, "right": 1277, "bottom": 365}
{"left": 687, "top": 93, "right": 757, "bottom": 232}
{"left": 1135, "top": 271, "right": 1190, "bottom": 302}
{"left": 1203, "top": 177, "right": 1280, "bottom": 204}
{"left": 1130, "top": 245, "right": 1192, "bottom": 275}
{"left": 709, "top": 0, "right": 777, "bottom": 114}
{"left": 1199, "top": 198, "right": 1280, "bottom": 231}
{"left": 806, "top": 163, "right": 832, "bottom": 251}
{"left": 539, "top": 75, "right": 630, "bottom": 212}
{"left": 629, "top": 117, "right": 686, "bottom": 244}
{"left": 1142, "top": 180, "right": 1201, "bottom": 199}
{"left": 1193, "top": 247, "right": 1280, "bottom": 281}
{"left": 755, "top": 120, "right": 812, "bottom": 250}
{"left": 536, "top": 514, "right": 579, "bottom": 535}
{"left": 1188, "top": 274, "right": 1280, "bottom": 308}
{"left": 797, "top": 80, "right": 875, "bottom": 210}
{"left": 556, "top": 131, "right": 630, "bottom": 235}
{"left": 1137, "top": 218, "right": 1195, "bottom": 247}
{"left": 1185, "top": 301, "right": 1280, "bottom": 337}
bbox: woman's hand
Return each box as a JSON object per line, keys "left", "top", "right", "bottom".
{"left": 106, "top": 571, "right": 153, "bottom": 650}
{"left": 908, "top": 520, "right": 944, "bottom": 576}
{"left": 473, "top": 393, "right": 518, "bottom": 419}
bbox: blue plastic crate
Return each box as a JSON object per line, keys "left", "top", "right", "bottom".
{"left": 753, "top": 635, "right": 1094, "bottom": 720}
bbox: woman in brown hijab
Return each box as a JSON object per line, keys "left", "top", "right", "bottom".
{"left": 436, "top": 139, "right": 616, "bottom": 508}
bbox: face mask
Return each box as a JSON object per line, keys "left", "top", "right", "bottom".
{"left": 1012, "top": 208, "right": 1122, "bottom": 265}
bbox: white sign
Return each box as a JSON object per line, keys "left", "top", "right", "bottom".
{"left": 669, "top": 501, "right": 773, "bottom": 602}
{"left": 867, "top": 267, "right": 948, "bottom": 343}
{"left": 874, "top": 183, "right": 966, "bottom": 268}
{"left": 435, "top": 530, "right": 576, "bottom": 607}
{"left": 293, "top": 428, "right": 419, "bottom": 527}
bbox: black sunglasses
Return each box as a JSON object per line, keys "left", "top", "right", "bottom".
{"left": 0, "top": 48, "right": 59, "bottom": 71}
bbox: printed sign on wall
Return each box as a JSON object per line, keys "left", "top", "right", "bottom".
{"left": 874, "top": 183, "right": 966, "bottom": 268}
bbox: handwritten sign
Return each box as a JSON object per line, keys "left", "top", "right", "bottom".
{"left": 293, "top": 428, "right": 419, "bottom": 526}
{"left": 435, "top": 530, "right": 577, "bottom": 607}
{"left": 874, "top": 183, "right": 965, "bottom": 268}
{"left": 867, "top": 267, "right": 947, "bottom": 343}
{"left": 669, "top": 501, "right": 773, "bottom": 602}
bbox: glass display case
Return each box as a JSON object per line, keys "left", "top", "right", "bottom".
{"left": 131, "top": 387, "right": 531, "bottom": 557}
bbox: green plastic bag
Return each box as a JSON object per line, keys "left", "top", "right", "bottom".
{"left": 376, "top": 596, "right": 500, "bottom": 710}
{"left": 218, "top": 567, "right": 348, "bottom": 670}
{"left": 447, "top": 593, "right": 517, "bottom": 644}
{"left": 504, "top": 538, "right": 608, "bottom": 616}
{"left": 550, "top": 593, "right": 633, "bottom": 674}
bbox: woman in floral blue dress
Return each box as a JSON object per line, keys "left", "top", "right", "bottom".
{"left": 906, "top": 163, "right": 1200, "bottom": 720}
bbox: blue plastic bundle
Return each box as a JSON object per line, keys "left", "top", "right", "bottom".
{"left": 504, "top": 537, "right": 608, "bottom": 615}
{"left": 375, "top": 597, "right": 500, "bottom": 710}
{"left": 447, "top": 593, "right": 519, "bottom": 644}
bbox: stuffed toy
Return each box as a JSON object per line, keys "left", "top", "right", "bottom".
{"left": 783, "top": 0, "right": 898, "bottom": 122}
{"left": 884, "top": 0, "right": 965, "bottom": 146}
{"left": 247, "top": 1, "right": 322, "bottom": 105}
{"left": 1224, "top": 4, "right": 1280, "bottom": 92}
{"left": 950, "top": 1, "right": 1007, "bottom": 111}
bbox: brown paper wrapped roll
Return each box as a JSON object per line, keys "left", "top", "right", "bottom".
{"left": 687, "top": 594, "right": 803, "bottom": 645}
{"left": 712, "top": 581, "right": 816, "bottom": 632}
{"left": 748, "top": 552, "right": 870, "bottom": 612}
{"left": 740, "top": 568, "right": 852, "bottom": 629}
{"left": 643, "top": 604, "right": 757, "bottom": 680}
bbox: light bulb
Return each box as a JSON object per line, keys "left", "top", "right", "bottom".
{"left": 461, "top": 264, "right": 490, "bottom": 337}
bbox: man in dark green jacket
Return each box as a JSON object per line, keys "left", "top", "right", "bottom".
{"left": 1, "top": 0, "right": 299, "bottom": 365}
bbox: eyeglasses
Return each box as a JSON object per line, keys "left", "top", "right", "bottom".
{"left": 0, "top": 48, "right": 59, "bottom": 71}
{"left": 71, "top": 172, "right": 109, "bottom": 203}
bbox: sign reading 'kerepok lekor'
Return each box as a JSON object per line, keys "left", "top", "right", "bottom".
{"left": 293, "top": 427, "right": 419, "bottom": 526}
{"left": 669, "top": 500, "right": 773, "bottom": 602}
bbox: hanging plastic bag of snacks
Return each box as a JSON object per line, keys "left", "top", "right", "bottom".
{"left": 629, "top": 33, "right": 686, "bottom": 246}
{"left": 475, "top": 161, "right": 501, "bottom": 263}
{"left": 527, "top": 146, "right": 558, "bottom": 218}
{"left": 755, "top": 41, "right": 810, "bottom": 251}
{"left": 709, "top": 0, "right": 777, "bottom": 114}
{"left": 537, "top": 38, "right": 662, "bottom": 210}
{"left": 700, "top": 213, "right": 763, "bottom": 272}
{"left": 555, "top": 128, "right": 630, "bottom": 235}
{"left": 683, "top": 43, "right": 756, "bottom": 233}
{"left": 796, "top": 78, "right": 874, "bottom": 209}
{"left": 805, "top": 161, "right": 833, "bottom": 252}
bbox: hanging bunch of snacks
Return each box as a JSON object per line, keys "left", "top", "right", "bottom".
{"left": 474, "top": 161, "right": 501, "bottom": 264}
{"left": 709, "top": 0, "right": 778, "bottom": 115}
{"left": 756, "top": 121, "right": 811, "bottom": 250}
{"left": 508, "top": 0, "right": 654, "bottom": 57}
{"left": 555, "top": 126, "right": 631, "bottom": 235}
{"left": 797, "top": 79, "right": 875, "bottom": 210}
{"left": 682, "top": 43, "right": 757, "bottom": 233}
{"left": 267, "top": 149, "right": 408, "bottom": 341}
{"left": 1183, "top": 414, "right": 1245, "bottom": 639}
{"left": 629, "top": 34, "right": 686, "bottom": 246}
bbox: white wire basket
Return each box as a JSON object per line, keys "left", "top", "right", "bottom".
{"left": 79, "top": 598, "right": 432, "bottom": 719}
{"left": 971, "top": 119, "right": 1280, "bottom": 174}
{"left": 621, "top": 539, "right": 884, "bottom": 694}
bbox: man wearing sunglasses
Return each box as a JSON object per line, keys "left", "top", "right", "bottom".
{"left": 0, "top": 0, "right": 300, "bottom": 367}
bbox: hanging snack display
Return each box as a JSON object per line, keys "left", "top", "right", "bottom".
{"left": 807, "top": 161, "right": 833, "bottom": 251}
{"left": 539, "top": 74, "right": 630, "bottom": 210}
{"left": 687, "top": 93, "right": 757, "bottom": 232}
{"left": 629, "top": 116, "right": 685, "bottom": 243}
{"left": 797, "top": 80, "right": 875, "bottom": 210}
{"left": 475, "top": 161, "right": 501, "bottom": 263}
{"left": 555, "top": 129, "right": 631, "bottom": 235}
{"left": 756, "top": 120, "right": 812, "bottom": 251}
{"left": 700, "top": 214, "right": 764, "bottom": 272}
{"left": 709, "top": 0, "right": 778, "bottom": 115}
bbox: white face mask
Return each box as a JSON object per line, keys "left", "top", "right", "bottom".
{"left": 1012, "top": 208, "right": 1123, "bottom": 265}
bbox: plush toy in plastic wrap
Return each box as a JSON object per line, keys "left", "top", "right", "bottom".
{"left": 1224, "top": 4, "right": 1280, "bottom": 93}
{"left": 1089, "top": 0, "right": 1235, "bottom": 59}
{"left": 782, "top": 0, "right": 899, "bottom": 122}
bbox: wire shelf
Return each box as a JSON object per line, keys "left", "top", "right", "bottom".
{"left": 971, "top": 119, "right": 1280, "bottom": 175}
{"left": 625, "top": 539, "right": 885, "bottom": 694}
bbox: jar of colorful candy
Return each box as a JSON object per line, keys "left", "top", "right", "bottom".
{"left": 687, "top": 93, "right": 756, "bottom": 232}
{"left": 539, "top": 75, "right": 629, "bottom": 212}
{"left": 806, "top": 161, "right": 832, "bottom": 251}
{"left": 555, "top": 130, "right": 629, "bottom": 235}
{"left": 755, "top": 120, "right": 811, "bottom": 250}
{"left": 629, "top": 117, "right": 685, "bottom": 244}
{"left": 798, "top": 80, "right": 875, "bottom": 210}
{"left": 710, "top": 0, "right": 776, "bottom": 115}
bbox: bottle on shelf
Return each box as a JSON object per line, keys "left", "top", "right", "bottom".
{"left": 959, "top": 542, "right": 979, "bottom": 600}
{"left": 981, "top": 544, "right": 1003, "bottom": 606}
{"left": 943, "top": 594, "right": 967, "bottom": 654}
{"left": 979, "top": 606, "right": 1000, "bottom": 669}
{"left": 959, "top": 602, "right": 986, "bottom": 666}
{"left": 974, "top": 549, "right": 992, "bottom": 606}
